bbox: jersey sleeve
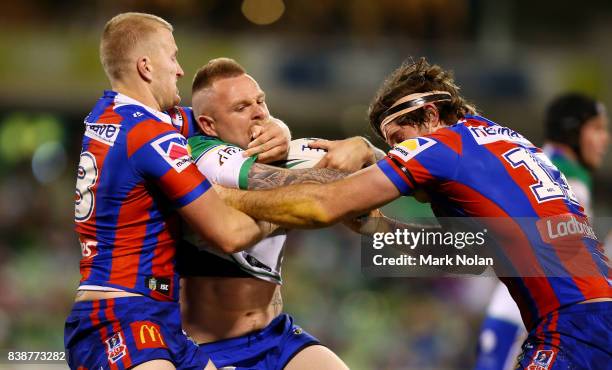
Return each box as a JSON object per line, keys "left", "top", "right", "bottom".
{"left": 168, "top": 106, "right": 199, "bottom": 138}
{"left": 188, "top": 135, "right": 257, "bottom": 190}
{"left": 377, "top": 134, "right": 460, "bottom": 196}
{"left": 127, "top": 119, "right": 212, "bottom": 208}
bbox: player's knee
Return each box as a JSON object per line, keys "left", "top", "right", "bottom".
{"left": 284, "top": 345, "right": 349, "bottom": 370}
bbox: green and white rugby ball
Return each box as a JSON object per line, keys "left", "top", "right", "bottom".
{"left": 278, "top": 138, "right": 327, "bottom": 169}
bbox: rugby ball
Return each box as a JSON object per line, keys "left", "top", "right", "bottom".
{"left": 278, "top": 138, "right": 327, "bottom": 169}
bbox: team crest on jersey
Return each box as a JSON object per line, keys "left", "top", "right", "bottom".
{"left": 151, "top": 133, "right": 193, "bottom": 173}
{"left": 105, "top": 332, "right": 127, "bottom": 364}
{"left": 527, "top": 349, "right": 555, "bottom": 370}
{"left": 389, "top": 137, "right": 436, "bottom": 162}
{"left": 84, "top": 123, "right": 121, "bottom": 146}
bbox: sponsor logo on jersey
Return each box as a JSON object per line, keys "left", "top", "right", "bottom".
{"left": 468, "top": 124, "right": 532, "bottom": 146}
{"left": 105, "top": 332, "right": 127, "bottom": 364}
{"left": 79, "top": 238, "right": 98, "bottom": 259}
{"left": 527, "top": 349, "right": 555, "bottom": 370}
{"left": 145, "top": 276, "right": 171, "bottom": 296}
{"left": 151, "top": 133, "right": 192, "bottom": 173}
{"left": 389, "top": 137, "right": 436, "bottom": 162}
{"left": 84, "top": 123, "right": 121, "bottom": 146}
{"left": 217, "top": 146, "right": 242, "bottom": 166}
{"left": 536, "top": 214, "right": 597, "bottom": 243}
{"left": 130, "top": 321, "right": 167, "bottom": 350}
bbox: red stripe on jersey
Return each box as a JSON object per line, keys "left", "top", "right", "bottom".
{"left": 157, "top": 165, "right": 207, "bottom": 202}
{"left": 150, "top": 224, "right": 177, "bottom": 301}
{"left": 546, "top": 235, "right": 611, "bottom": 301}
{"left": 77, "top": 139, "right": 112, "bottom": 282}
{"left": 548, "top": 310, "right": 560, "bottom": 347}
{"left": 89, "top": 300, "right": 118, "bottom": 370}
{"left": 429, "top": 128, "right": 462, "bottom": 155}
{"left": 440, "top": 181, "right": 561, "bottom": 326}
{"left": 404, "top": 158, "right": 436, "bottom": 185}
{"left": 89, "top": 299, "right": 101, "bottom": 329}
{"left": 483, "top": 140, "right": 609, "bottom": 300}
{"left": 98, "top": 104, "right": 123, "bottom": 124}
{"left": 127, "top": 119, "right": 175, "bottom": 157}
{"left": 104, "top": 299, "right": 133, "bottom": 369}
{"left": 108, "top": 185, "right": 153, "bottom": 290}
{"left": 383, "top": 157, "right": 416, "bottom": 188}
{"left": 461, "top": 119, "right": 487, "bottom": 128}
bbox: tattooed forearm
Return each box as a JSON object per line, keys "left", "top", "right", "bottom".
{"left": 247, "top": 163, "right": 349, "bottom": 190}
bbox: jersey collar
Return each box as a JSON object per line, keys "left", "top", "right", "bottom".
{"left": 109, "top": 90, "right": 172, "bottom": 124}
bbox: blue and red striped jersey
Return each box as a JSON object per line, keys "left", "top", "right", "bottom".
{"left": 378, "top": 115, "right": 611, "bottom": 329}
{"left": 74, "top": 91, "right": 211, "bottom": 301}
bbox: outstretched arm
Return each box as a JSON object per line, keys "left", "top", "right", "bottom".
{"left": 309, "top": 136, "right": 387, "bottom": 173}
{"left": 179, "top": 189, "right": 277, "bottom": 254}
{"left": 216, "top": 164, "right": 401, "bottom": 229}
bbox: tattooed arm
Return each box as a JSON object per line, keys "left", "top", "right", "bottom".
{"left": 246, "top": 163, "right": 350, "bottom": 190}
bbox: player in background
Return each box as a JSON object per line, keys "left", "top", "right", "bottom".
{"left": 65, "top": 13, "right": 284, "bottom": 370}
{"left": 179, "top": 57, "right": 385, "bottom": 369}
{"left": 215, "top": 58, "right": 612, "bottom": 369}
{"left": 474, "top": 92, "right": 609, "bottom": 370}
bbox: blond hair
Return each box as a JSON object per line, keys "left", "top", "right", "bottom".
{"left": 100, "top": 12, "right": 173, "bottom": 81}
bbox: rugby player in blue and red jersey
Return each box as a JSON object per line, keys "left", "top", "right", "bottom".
{"left": 65, "top": 13, "right": 279, "bottom": 370}
{"left": 216, "top": 58, "right": 612, "bottom": 369}
{"left": 474, "top": 92, "right": 610, "bottom": 370}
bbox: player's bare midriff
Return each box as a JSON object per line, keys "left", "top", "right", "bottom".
{"left": 74, "top": 290, "right": 143, "bottom": 302}
{"left": 180, "top": 276, "right": 282, "bottom": 343}
{"left": 579, "top": 297, "right": 612, "bottom": 304}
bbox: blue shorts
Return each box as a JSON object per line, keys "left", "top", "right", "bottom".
{"left": 64, "top": 296, "right": 210, "bottom": 370}
{"left": 200, "top": 313, "right": 320, "bottom": 370}
{"left": 516, "top": 301, "right": 612, "bottom": 370}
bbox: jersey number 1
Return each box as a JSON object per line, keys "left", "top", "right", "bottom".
{"left": 503, "top": 147, "right": 577, "bottom": 204}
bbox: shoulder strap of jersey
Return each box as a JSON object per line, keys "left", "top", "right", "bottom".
{"left": 189, "top": 135, "right": 236, "bottom": 161}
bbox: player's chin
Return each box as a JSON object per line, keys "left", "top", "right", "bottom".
{"left": 173, "top": 94, "right": 181, "bottom": 106}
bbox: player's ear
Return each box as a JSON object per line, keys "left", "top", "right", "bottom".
{"left": 197, "top": 115, "right": 218, "bottom": 137}
{"left": 425, "top": 105, "right": 440, "bottom": 128}
{"left": 136, "top": 56, "right": 153, "bottom": 82}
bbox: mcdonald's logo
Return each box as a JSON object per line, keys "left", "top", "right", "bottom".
{"left": 130, "top": 321, "right": 168, "bottom": 350}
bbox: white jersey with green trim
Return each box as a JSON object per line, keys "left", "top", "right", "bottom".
{"left": 186, "top": 135, "right": 286, "bottom": 284}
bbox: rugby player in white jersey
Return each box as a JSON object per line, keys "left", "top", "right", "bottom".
{"left": 178, "top": 58, "right": 383, "bottom": 370}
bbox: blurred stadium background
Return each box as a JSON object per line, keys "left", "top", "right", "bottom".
{"left": 0, "top": 1, "right": 610, "bottom": 369}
